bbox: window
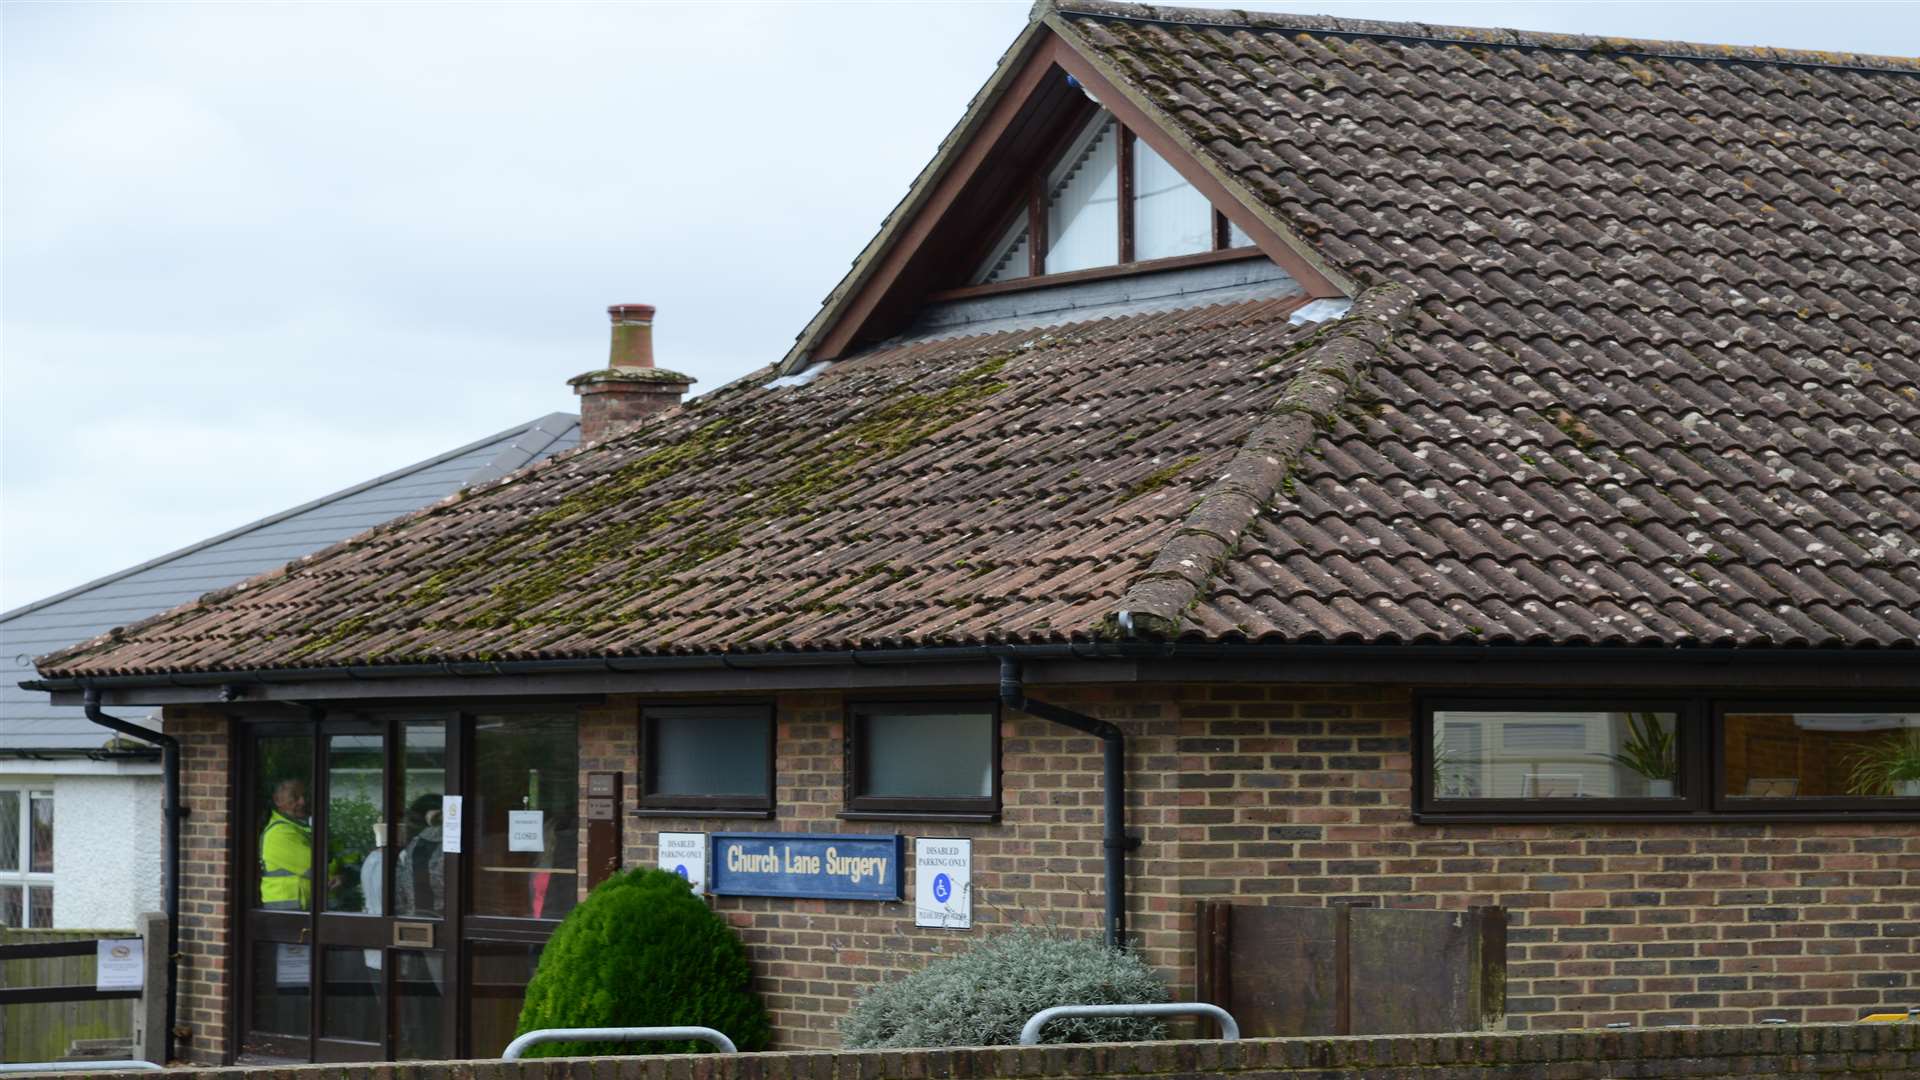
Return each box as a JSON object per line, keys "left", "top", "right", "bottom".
{"left": 0, "top": 789, "right": 54, "bottom": 927}
{"left": 968, "top": 108, "right": 1255, "bottom": 287}
{"left": 1721, "top": 709, "right": 1920, "bottom": 803}
{"left": 846, "top": 703, "right": 999, "bottom": 818}
{"left": 640, "top": 705, "right": 774, "bottom": 814}
{"left": 1430, "top": 708, "right": 1684, "bottom": 809}
{"left": 1421, "top": 697, "right": 1920, "bottom": 819}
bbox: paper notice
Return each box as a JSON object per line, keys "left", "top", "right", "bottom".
{"left": 441, "top": 795, "right": 463, "bottom": 854}
{"left": 508, "top": 809, "right": 545, "bottom": 853}
{"left": 96, "top": 938, "right": 143, "bottom": 991}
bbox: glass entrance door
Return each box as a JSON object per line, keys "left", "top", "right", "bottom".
{"left": 313, "top": 721, "right": 386, "bottom": 1061}
{"left": 239, "top": 724, "right": 316, "bottom": 1062}
{"left": 238, "top": 715, "right": 454, "bottom": 1063}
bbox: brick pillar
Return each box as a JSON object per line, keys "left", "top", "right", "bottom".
{"left": 163, "top": 707, "right": 233, "bottom": 1065}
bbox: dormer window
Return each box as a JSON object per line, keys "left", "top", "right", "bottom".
{"left": 969, "top": 108, "right": 1256, "bottom": 288}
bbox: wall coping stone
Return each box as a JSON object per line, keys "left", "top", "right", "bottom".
{"left": 70, "top": 1022, "right": 1920, "bottom": 1079}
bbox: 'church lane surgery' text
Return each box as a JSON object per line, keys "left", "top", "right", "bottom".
{"left": 726, "top": 842, "right": 889, "bottom": 886}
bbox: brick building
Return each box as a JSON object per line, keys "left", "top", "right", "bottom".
{"left": 26, "top": 0, "right": 1920, "bottom": 1066}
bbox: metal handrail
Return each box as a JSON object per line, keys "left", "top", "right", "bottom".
{"left": 1019, "top": 1002, "right": 1240, "bottom": 1045}
{"left": 0, "top": 1062, "right": 162, "bottom": 1075}
{"left": 501, "top": 1026, "right": 738, "bottom": 1059}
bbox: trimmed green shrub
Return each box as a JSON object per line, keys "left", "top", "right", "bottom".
{"left": 514, "top": 867, "right": 770, "bottom": 1056}
{"left": 841, "top": 927, "right": 1170, "bottom": 1048}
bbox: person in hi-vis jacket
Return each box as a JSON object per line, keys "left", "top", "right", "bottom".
{"left": 260, "top": 778, "right": 315, "bottom": 910}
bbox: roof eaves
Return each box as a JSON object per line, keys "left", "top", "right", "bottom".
{"left": 1110, "top": 281, "right": 1417, "bottom": 638}
{"left": 0, "top": 412, "right": 580, "bottom": 626}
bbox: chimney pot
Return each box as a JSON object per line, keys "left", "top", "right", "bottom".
{"left": 571, "top": 303, "right": 694, "bottom": 443}
{"left": 607, "top": 303, "right": 658, "bottom": 369}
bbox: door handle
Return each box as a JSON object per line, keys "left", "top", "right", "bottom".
{"left": 298, "top": 927, "right": 310, "bottom": 944}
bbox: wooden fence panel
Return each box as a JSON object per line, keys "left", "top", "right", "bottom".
{"left": 0, "top": 926, "right": 135, "bottom": 1062}
{"left": 1194, "top": 902, "right": 1505, "bottom": 1038}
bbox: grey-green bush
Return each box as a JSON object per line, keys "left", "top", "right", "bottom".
{"left": 840, "top": 928, "right": 1170, "bottom": 1048}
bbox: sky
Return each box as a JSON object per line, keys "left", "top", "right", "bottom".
{"left": 4, "top": 0, "right": 1918, "bottom": 613}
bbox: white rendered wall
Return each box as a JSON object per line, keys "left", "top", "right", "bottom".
{"left": 51, "top": 768, "right": 163, "bottom": 929}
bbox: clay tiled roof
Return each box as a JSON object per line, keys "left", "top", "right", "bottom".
{"left": 35, "top": 3, "right": 1920, "bottom": 678}
{"left": 39, "top": 292, "right": 1418, "bottom": 675}
{"left": 1057, "top": 1, "right": 1920, "bottom": 648}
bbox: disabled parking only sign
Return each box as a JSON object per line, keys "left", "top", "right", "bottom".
{"left": 657, "top": 832, "right": 707, "bottom": 894}
{"left": 915, "top": 837, "right": 971, "bottom": 929}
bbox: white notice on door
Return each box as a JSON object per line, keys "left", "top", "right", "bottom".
{"left": 96, "top": 938, "right": 143, "bottom": 992}
{"left": 275, "top": 943, "right": 311, "bottom": 987}
{"left": 441, "top": 795, "right": 463, "bottom": 854}
{"left": 657, "top": 832, "right": 707, "bottom": 894}
{"left": 508, "top": 809, "right": 545, "bottom": 853}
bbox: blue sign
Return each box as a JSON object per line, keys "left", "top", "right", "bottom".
{"left": 932, "top": 873, "right": 952, "bottom": 903}
{"left": 708, "top": 832, "right": 904, "bottom": 901}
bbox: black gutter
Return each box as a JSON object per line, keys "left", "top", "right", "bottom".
{"left": 998, "top": 656, "right": 1132, "bottom": 950}
{"left": 84, "top": 690, "right": 179, "bottom": 1066}
{"left": 26, "top": 640, "right": 1920, "bottom": 695}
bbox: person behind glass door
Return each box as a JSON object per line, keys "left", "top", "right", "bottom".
{"left": 395, "top": 793, "right": 448, "bottom": 995}
{"left": 260, "top": 778, "right": 314, "bottom": 910}
{"left": 395, "top": 794, "right": 445, "bottom": 917}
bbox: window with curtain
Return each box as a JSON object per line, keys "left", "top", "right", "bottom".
{"left": 1044, "top": 116, "right": 1120, "bottom": 273}
{"left": 1132, "top": 136, "right": 1213, "bottom": 260}
{"left": 967, "top": 106, "right": 1256, "bottom": 287}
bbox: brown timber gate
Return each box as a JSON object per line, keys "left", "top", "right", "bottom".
{"left": 1195, "top": 902, "right": 1506, "bottom": 1036}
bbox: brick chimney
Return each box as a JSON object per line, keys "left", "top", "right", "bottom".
{"left": 569, "top": 304, "right": 695, "bottom": 443}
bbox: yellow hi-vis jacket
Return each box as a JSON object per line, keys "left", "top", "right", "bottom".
{"left": 260, "top": 809, "right": 314, "bottom": 909}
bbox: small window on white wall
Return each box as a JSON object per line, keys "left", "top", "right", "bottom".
{"left": 0, "top": 789, "right": 54, "bottom": 928}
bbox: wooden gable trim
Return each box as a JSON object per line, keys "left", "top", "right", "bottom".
{"left": 927, "top": 246, "right": 1269, "bottom": 304}
{"left": 801, "top": 34, "right": 1081, "bottom": 367}
{"left": 784, "top": 19, "right": 1355, "bottom": 372}
{"left": 776, "top": 23, "right": 1062, "bottom": 374}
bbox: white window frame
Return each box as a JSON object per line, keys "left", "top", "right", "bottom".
{"left": 0, "top": 787, "right": 55, "bottom": 929}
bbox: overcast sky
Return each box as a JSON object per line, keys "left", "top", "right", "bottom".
{"left": 4, "top": 1, "right": 1917, "bottom": 612}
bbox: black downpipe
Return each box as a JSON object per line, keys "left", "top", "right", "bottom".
{"left": 85, "top": 689, "right": 179, "bottom": 1066}
{"left": 998, "top": 657, "right": 1130, "bottom": 950}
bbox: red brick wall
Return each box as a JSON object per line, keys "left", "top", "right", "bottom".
{"left": 85, "top": 1022, "right": 1920, "bottom": 1080}
{"left": 159, "top": 681, "right": 1920, "bottom": 1061}
{"left": 167, "top": 708, "right": 234, "bottom": 1065}
{"left": 606, "top": 684, "right": 1919, "bottom": 1045}
{"left": 606, "top": 688, "right": 1181, "bottom": 1049}
{"left": 1164, "top": 685, "right": 1920, "bottom": 1031}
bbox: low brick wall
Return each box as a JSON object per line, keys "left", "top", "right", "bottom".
{"left": 77, "top": 1023, "right": 1920, "bottom": 1079}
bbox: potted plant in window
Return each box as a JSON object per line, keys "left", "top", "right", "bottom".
{"left": 1845, "top": 728, "right": 1920, "bottom": 798}
{"left": 1611, "top": 711, "right": 1678, "bottom": 798}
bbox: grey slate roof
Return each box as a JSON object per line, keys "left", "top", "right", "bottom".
{"left": 2, "top": 414, "right": 578, "bottom": 749}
